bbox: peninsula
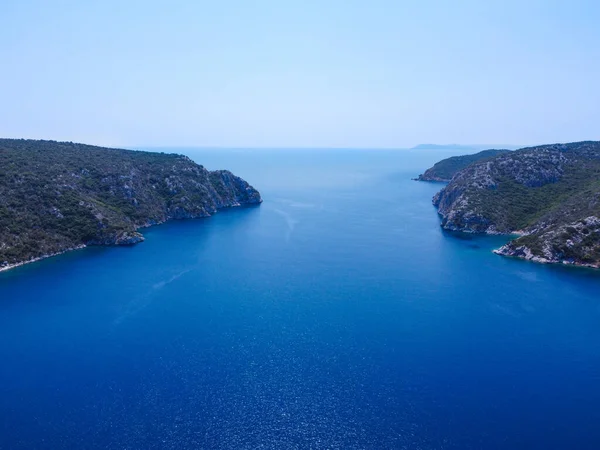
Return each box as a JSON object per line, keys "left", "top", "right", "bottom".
{"left": 421, "top": 141, "right": 600, "bottom": 268}
{"left": 0, "top": 139, "right": 261, "bottom": 271}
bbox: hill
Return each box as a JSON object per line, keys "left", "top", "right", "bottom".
{"left": 0, "top": 139, "right": 261, "bottom": 270}
{"left": 431, "top": 141, "right": 600, "bottom": 268}
{"left": 416, "top": 149, "right": 511, "bottom": 182}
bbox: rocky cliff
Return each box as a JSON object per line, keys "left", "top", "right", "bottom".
{"left": 430, "top": 141, "right": 600, "bottom": 268}
{"left": 0, "top": 139, "right": 261, "bottom": 269}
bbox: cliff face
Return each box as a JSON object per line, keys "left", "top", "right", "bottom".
{"left": 417, "top": 149, "right": 510, "bottom": 182}
{"left": 431, "top": 141, "right": 600, "bottom": 267}
{"left": 0, "top": 139, "right": 261, "bottom": 268}
{"left": 494, "top": 216, "right": 600, "bottom": 268}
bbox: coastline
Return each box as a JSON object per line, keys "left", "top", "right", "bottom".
{"left": 439, "top": 218, "right": 598, "bottom": 270}
{"left": 0, "top": 245, "right": 87, "bottom": 274}
{"left": 492, "top": 246, "right": 600, "bottom": 270}
{"left": 0, "top": 202, "right": 262, "bottom": 274}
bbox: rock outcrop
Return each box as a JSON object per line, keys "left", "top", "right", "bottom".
{"left": 0, "top": 139, "right": 261, "bottom": 269}
{"left": 494, "top": 216, "right": 600, "bottom": 268}
{"left": 429, "top": 141, "right": 600, "bottom": 268}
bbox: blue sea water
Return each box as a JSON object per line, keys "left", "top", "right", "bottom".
{"left": 1, "top": 149, "right": 600, "bottom": 449}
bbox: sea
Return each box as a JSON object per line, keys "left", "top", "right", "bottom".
{"left": 1, "top": 148, "right": 599, "bottom": 449}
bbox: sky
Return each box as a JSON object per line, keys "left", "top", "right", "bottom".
{"left": 0, "top": 0, "right": 599, "bottom": 148}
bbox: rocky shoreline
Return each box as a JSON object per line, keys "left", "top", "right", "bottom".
{"left": 0, "top": 202, "right": 259, "bottom": 274}
{"left": 491, "top": 216, "right": 600, "bottom": 269}
{"left": 0, "top": 245, "right": 87, "bottom": 273}
{"left": 492, "top": 246, "right": 600, "bottom": 269}
{"left": 0, "top": 139, "right": 262, "bottom": 270}
{"left": 422, "top": 141, "right": 600, "bottom": 269}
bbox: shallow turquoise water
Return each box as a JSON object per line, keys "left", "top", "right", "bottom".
{"left": 1, "top": 149, "right": 600, "bottom": 449}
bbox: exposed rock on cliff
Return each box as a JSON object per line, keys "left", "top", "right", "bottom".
{"left": 494, "top": 216, "right": 600, "bottom": 268}
{"left": 0, "top": 139, "right": 261, "bottom": 269}
{"left": 430, "top": 141, "right": 600, "bottom": 267}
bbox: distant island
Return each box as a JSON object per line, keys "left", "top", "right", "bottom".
{"left": 412, "top": 144, "right": 521, "bottom": 151}
{"left": 0, "top": 139, "right": 261, "bottom": 271}
{"left": 419, "top": 141, "right": 600, "bottom": 268}
{"left": 415, "top": 149, "right": 511, "bottom": 182}
{"left": 411, "top": 144, "right": 478, "bottom": 151}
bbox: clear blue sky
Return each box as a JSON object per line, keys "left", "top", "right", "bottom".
{"left": 1, "top": 0, "right": 599, "bottom": 148}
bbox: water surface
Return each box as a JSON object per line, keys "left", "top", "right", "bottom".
{"left": 1, "top": 149, "right": 600, "bottom": 449}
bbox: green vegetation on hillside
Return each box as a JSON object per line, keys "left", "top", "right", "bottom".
{"left": 431, "top": 141, "right": 600, "bottom": 267}
{"left": 0, "top": 139, "right": 261, "bottom": 268}
{"left": 471, "top": 162, "right": 600, "bottom": 231}
{"left": 417, "top": 149, "right": 510, "bottom": 181}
